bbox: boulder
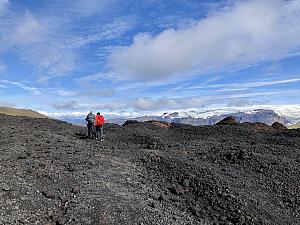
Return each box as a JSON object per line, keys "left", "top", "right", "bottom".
{"left": 147, "top": 120, "right": 172, "bottom": 128}
{"left": 216, "top": 116, "right": 237, "bottom": 125}
{"left": 122, "top": 120, "right": 140, "bottom": 126}
{"left": 271, "top": 122, "right": 288, "bottom": 130}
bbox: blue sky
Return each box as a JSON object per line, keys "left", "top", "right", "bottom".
{"left": 0, "top": 0, "right": 300, "bottom": 118}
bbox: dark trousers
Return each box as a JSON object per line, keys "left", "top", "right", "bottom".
{"left": 95, "top": 125, "right": 103, "bottom": 140}
{"left": 87, "top": 123, "right": 94, "bottom": 138}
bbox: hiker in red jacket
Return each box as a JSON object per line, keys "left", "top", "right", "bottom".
{"left": 95, "top": 112, "right": 105, "bottom": 141}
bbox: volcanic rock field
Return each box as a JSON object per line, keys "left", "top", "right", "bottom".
{"left": 0, "top": 114, "right": 299, "bottom": 225}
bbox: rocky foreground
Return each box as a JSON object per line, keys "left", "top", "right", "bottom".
{"left": 0, "top": 114, "right": 299, "bottom": 225}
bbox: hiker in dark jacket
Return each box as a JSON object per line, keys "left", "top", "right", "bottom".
{"left": 85, "top": 111, "right": 95, "bottom": 139}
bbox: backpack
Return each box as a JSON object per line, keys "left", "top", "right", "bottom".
{"left": 95, "top": 115, "right": 105, "bottom": 126}
{"left": 86, "top": 113, "right": 95, "bottom": 124}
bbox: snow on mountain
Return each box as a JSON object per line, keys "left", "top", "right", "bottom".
{"left": 150, "top": 105, "right": 300, "bottom": 123}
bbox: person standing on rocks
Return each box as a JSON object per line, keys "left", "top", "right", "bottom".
{"left": 85, "top": 111, "right": 95, "bottom": 139}
{"left": 95, "top": 112, "right": 105, "bottom": 141}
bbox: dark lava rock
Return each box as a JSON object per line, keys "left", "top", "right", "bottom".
{"left": 216, "top": 116, "right": 237, "bottom": 125}
{"left": 66, "top": 163, "right": 75, "bottom": 172}
{"left": 71, "top": 186, "right": 80, "bottom": 194}
{"left": 18, "top": 152, "right": 27, "bottom": 159}
{"left": 1, "top": 183, "right": 10, "bottom": 191}
{"left": 169, "top": 185, "right": 185, "bottom": 196}
{"left": 42, "top": 190, "right": 56, "bottom": 199}
{"left": 146, "top": 120, "right": 172, "bottom": 128}
{"left": 271, "top": 122, "right": 288, "bottom": 130}
{"left": 182, "top": 179, "right": 190, "bottom": 188}
{"left": 122, "top": 120, "right": 140, "bottom": 126}
{"left": 244, "top": 122, "right": 274, "bottom": 132}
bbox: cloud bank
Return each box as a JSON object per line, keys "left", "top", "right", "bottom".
{"left": 110, "top": 0, "right": 300, "bottom": 81}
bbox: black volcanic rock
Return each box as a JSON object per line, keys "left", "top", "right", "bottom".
{"left": 216, "top": 116, "right": 237, "bottom": 125}
{"left": 271, "top": 122, "right": 288, "bottom": 130}
{"left": 0, "top": 114, "right": 299, "bottom": 225}
{"left": 243, "top": 122, "right": 275, "bottom": 132}
{"left": 122, "top": 120, "right": 140, "bottom": 126}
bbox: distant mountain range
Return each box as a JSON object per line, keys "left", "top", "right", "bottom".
{"left": 2, "top": 107, "right": 298, "bottom": 128}
{"left": 54, "top": 109, "right": 296, "bottom": 127}
{"left": 133, "top": 109, "right": 289, "bottom": 126}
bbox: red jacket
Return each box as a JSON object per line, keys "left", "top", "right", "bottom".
{"left": 95, "top": 115, "right": 105, "bottom": 126}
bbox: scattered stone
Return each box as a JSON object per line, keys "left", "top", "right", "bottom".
{"left": 66, "top": 163, "right": 75, "bottom": 172}
{"left": 18, "top": 152, "right": 27, "bottom": 159}
{"left": 237, "top": 150, "right": 247, "bottom": 160}
{"left": 169, "top": 185, "right": 185, "bottom": 196}
{"left": 1, "top": 183, "right": 10, "bottom": 191}
{"left": 148, "top": 201, "right": 155, "bottom": 208}
{"left": 42, "top": 190, "right": 56, "bottom": 199}
{"left": 182, "top": 179, "right": 190, "bottom": 188}
{"left": 71, "top": 187, "right": 79, "bottom": 194}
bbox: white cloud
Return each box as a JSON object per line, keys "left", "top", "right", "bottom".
{"left": 130, "top": 88, "right": 300, "bottom": 112}
{"left": 226, "top": 98, "right": 268, "bottom": 107}
{"left": 42, "top": 110, "right": 140, "bottom": 120}
{"left": 110, "top": 0, "right": 300, "bottom": 81}
{"left": 74, "top": 19, "right": 131, "bottom": 47}
{"left": 0, "top": 2, "right": 131, "bottom": 80}
{"left": 76, "top": 72, "right": 114, "bottom": 84}
{"left": 56, "top": 90, "right": 78, "bottom": 97}
{"left": 0, "top": 0, "right": 9, "bottom": 15}
{"left": 9, "top": 12, "right": 46, "bottom": 45}
{"left": 52, "top": 100, "right": 80, "bottom": 110}
{"left": 71, "top": 0, "right": 108, "bottom": 17}
{"left": 0, "top": 79, "right": 42, "bottom": 95}
{"left": 187, "top": 78, "right": 300, "bottom": 92}
{"left": 132, "top": 97, "right": 206, "bottom": 111}
{"left": 0, "top": 10, "right": 77, "bottom": 78}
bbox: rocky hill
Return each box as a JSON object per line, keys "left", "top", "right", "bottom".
{"left": 0, "top": 114, "right": 299, "bottom": 225}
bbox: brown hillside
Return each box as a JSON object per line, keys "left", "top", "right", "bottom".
{"left": 288, "top": 122, "right": 300, "bottom": 129}
{"left": 0, "top": 107, "right": 48, "bottom": 119}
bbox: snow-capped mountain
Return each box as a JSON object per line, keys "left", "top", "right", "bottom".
{"left": 136, "top": 105, "right": 300, "bottom": 126}
{"left": 135, "top": 109, "right": 289, "bottom": 126}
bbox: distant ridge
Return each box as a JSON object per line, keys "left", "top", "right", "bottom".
{"left": 134, "top": 109, "right": 288, "bottom": 126}
{"left": 0, "top": 107, "right": 48, "bottom": 119}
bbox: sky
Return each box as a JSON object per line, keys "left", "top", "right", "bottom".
{"left": 0, "top": 0, "right": 300, "bottom": 119}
